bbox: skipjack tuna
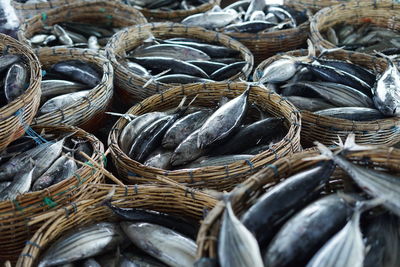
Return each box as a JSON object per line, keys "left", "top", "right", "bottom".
{"left": 119, "top": 87, "right": 286, "bottom": 170}
{"left": 28, "top": 22, "right": 121, "bottom": 50}
{"left": 37, "top": 201, "right": 202, "bottom": 267}
{"left": 195, "top": 135, "right": 400, "bottom": 267}
{"left": 182, "top": 0, "right": 308, "bottom": 34}
{"left": 124, "top": 0, "right": 209, "bottom": 11}
{"left": 0, "top": 53, "right": 29, "bottom": 107}
{"left": 0, "top": 132, "right": 92, "bottom": 199}
{"left": 123, "top": 36, "right": 246, "bottom": 84}
{"left": 38, "top": 60, "right": 101, "bottom": 115}
{"left": 257, "top": 40, "right": 400, "bottom": 119}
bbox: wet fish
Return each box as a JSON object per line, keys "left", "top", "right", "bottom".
{"left": 144, "top": 150, "right": 173, "bottom": 169}
{"left": 53, "top": 157, "right": 78, "bottom": 184}
{"left": 241, "top": 160, "right": 336, "bottom": 248}
{"left": 123, "top": 61, "right": 150, "bottom": 77}
{"left": 4, "top": 63, "right": 27, "bottom": 102}
{"left": 210, "top": 61, "right": 247, "bottom": 81}
{"left": 315, "top": 107, "right": 386, "bottom": 121}
{"left": 53, "top": 24, "right": 73, "bottom": 46}
{"left": 0, "top": 54, "right": 20, "bottom": 72}
{"left": 188, "top": 61, "right": 227, "bottom": 75}
{"left": 155, "top": 74, "right": 213, "bottom": 84}
{"left": 163, "top": 40, "right": 239, "bottom": 58}
{"left": 211, "top": 117, "right": 284, "bottom": 155}
{"left": 218, "top": 196, "right": 263, "bottom": 267}
{"left": 373, "top": 53, "right": 400, "bottom": 116}
{"left": 106, "top": 201, "right": 198, "bottom": 239}
{"left": 121, "top": 222, "right": 197, "bottom": 267}
{"left": 285, "top": 96, "right": 335, "bottom": 111}
{"left": 181, "top": 11, "right": 238, "bottom": 29}
{"left": 0, "top": 168, "right": 34, "bottom": 201}
{"left": 180, "top": 154, "right": 253, "bottom": 169}
{"left": 264, "top": 194, "right": 352, "bottom": 267}
{"left": 259, "top": 58, "right": 301, "bottom": 83}
{"left": 31, "top": 138, "right": 65, "bottom": 180}
{"left": 82, "top": 258, "right": 101, "bottom": 267}
{"left": 170, "top": 129, "right": 207, "bottom": 166}
{"left": 39, "top": 90, "right": 91, "bottom": 114}
{"left": 224, "top": 21, "right": 276, "bottom": 33}
{"left": 31, "top": 153, "right": 69, "bottom": 191}
{"left": 162, "top": 109, "right": 211, "bottom": 149}
{"left": 130, "top": 44, "right": 211, "bottom": 61}
{"left": 52, "top": 60, "right": 101, "bottom": 88}
{"left": 38, "top": 223, "right": 125, "bottom": 267}
{"left": 197, "top": 87, "right": 250, "bottom": 149}
{"left": 0, "top": 181, "right": 11, "bottom": 193}
{"left": 41, "top": 80, "right": 87, "bottom": 98}
{"left": 306, "top": 204, "right": 365, "bottom": 267}
{"left": 121, "top": 251, "right": 167, "bottom": 267}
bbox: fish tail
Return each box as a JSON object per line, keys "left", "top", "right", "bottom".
{"left": 374, "top": 50, "right": 396, "bottom": 66}
{"left": 335, "top": 133, "right": 376, "bottom": 153}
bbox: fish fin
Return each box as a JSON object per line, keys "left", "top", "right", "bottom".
{"left": 373, "top": 50, "right": 397, "bottom": 66}
{"left": 303, "top": 142, "right": 333, "bottom": 161}
{"left": 105, "top": 112, "right": 136, "bottom": 121}
{"left": 317, "top": 45, "right": 345, "bottom": 58}
{"left": 340, "top": 133, "right": 376, "bottom": 152}
{"left": 98, "top": 185, "right": 116, "bottom": 207}
{"left": 339, "top": 192, "right": 385, "bottom": 212}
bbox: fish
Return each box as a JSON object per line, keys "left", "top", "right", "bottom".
{"left": 143, "top": 150, "right": 173, "bottom": 169}
{"left": 259, "top": 58, "right": 302, "bottom": 83}
{"left": 170, "top": 129, "right": 207, "bottom": 166}
{"left": 123, "top": 61, "right": 150, "bottom": 77}
{"left": 180, "top": 154, "right": 253, "bottom": 169}
{"left": 241, "top": 160, "right": 336, "bottom": 248}
{"left": 218, "top": 196, "right": 264, "bottom": 267}
{"left": 31, "top": 153, "right": 69, "bottom": 191}
{"left": 121, "top": 251, "right": 167, "bottom": 267}
{"left": 106, "top": 201, "right": 198, "bottom": 239}
{"left": 181, "top": 11, "right": 239, "bottom": 29}
{"left": 154, "top": 74, "right": 213, "bottom": 84}
{"left": 163, "top": 40, "right": 239, "bottom": 58}
{"left": 264, "top": 194, "right": 352, "bottom": 267}
{"left": 188, "top": 61, "right": 227, "bottom": 75}
{"left": 0, "top": 54, "right": 20, "bottom": 72}
{"left": 130, "top": 44, "right": 211, "bottom": 61}
{"left": 285, "top": 96, "right": 335, "bottom": 111}
{"left": 244, "top": 0, "right": 266, "bottom": 21}
{"left": 119, "top": 112, "right": 167, "bottom": 154}
{"left": 0, "top": 181, "right": 11, "bottom": 193}
{"left": 0, "top": 168, "right": 34, "bottom": 201}
{"left": 224, "top": 21, "right": 276, "bottom": 33}
{"left": 31, "top": 138, "right": 65, "bottom": 180}
{"left": 197, "top": 87, "right": 250, "bottom": 149}
{"left": 209, "top": 61, "right": 247, "bottom": 81}
{"left": 210, "top": 117, "right": 284, "bottom": 155}
{"left": 162, "top": 109, "right": 211, "bottom": 149}
{"left": 363, "top": 213, "right": 400, "bottom": 267}
{"left": 41, "top": 80, "right": 87, "bottom": 98}
{"left": 4, "top": 63, "right": 27, "bottom": 102}
{"left": 82, "top": 258, "right": 101, "bottom": 267}
{"left": 306, "top": 203, "right": 366, "bottom": 267}
{"left": 129, "top": 57, "right": 209, "bottom": 78}
{"left": 88, "top": 36, "right": 100, "bottom": 51}
{"left": 53, "top": 24, "right": 73, "bottom": 46}
{"left": 121, "top": 222, "right": 197, "bottom": 267}
{"left": 373, "top": 53, "right": 400, "bottom": 116}
{"left": 53, "top": 157, "right": 78, "bottom": 184}
{"left": 38, "top": 223, "right": 125, "bottom": 267}
{"left": 39, "top": 90, "right": 91, "bottom": 114}
{"left": 52, "top": 60, "right": 101, "bottom": 88}
{"left": 314, "top": 107, "right": 386, "bottom": 121}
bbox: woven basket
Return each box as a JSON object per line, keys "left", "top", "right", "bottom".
{"left": 310, "top": 1, "right": 400, "bottom": 51}
{"left": 108, "top": 82, "right": 301, "bottom": 191}
{"left": 27, "top": 47, "right": 113, "bottom": 132}
{"left": 0, "top": 124, "right": 104, "bottom": 263}
{"left": 128, "top": 0, "right": 220, "bottom": 22}
{"left": 11, "top": 0, "right": 72, "bottom": 21}
{"left": 196, "top": 145, "right": 400, "bottom": 262}
{"left": 106, "top": 22, "right": 254, "bottom": 108}
{"left": 222, "top": 3, "right": 310, "bottom": 65}
{"left": 17, "top": 0, "right": 147, "bottom": 46}
{"left": 0, "top": 33, "right": 41, "bottom": 152}
{"left": 284, "top": 0, "right": 353, "bottom": 13}
{"left": 253, "top": 48, "right": 400, "bottom": 147}
{"left": 16, "top": 182, "right": 218, "bottom": 267}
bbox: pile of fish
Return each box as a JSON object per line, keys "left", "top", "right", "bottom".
{"left": 0, "top": 132, "right": 92, "bottom": 199}
{"left": 0, "top": 53, "right": 29, "bottom": 108}
{"left": 38, "top": 59, "right": 101, "bottom": 115}
{"left": 37, "top": 201, "right": 199, "bottom": 267}
{"left": 323, "top": 23, "right": 400, "bottom": 55}
{"left": 181, "top": 0, "right": 308, "bottom": 34}
{"left": 0, "top": 0, "right": 19, "bottom": 39}
{"left": 216, "top": 140, "right": 400, "bottom": 267}
{"left": 123, "top": 36, "right": 245, "bottom": 84}
{"left": 258, "top": 42, "right": 400, "bottom": 119}
{"left": 123, "top": 0, "right": 209, "bottom": 11}
{"left": 28, "top": 22, "right": 121, "bottom": 50}
{"left": 119, "top": 87, "right": 286, "bottom": 170}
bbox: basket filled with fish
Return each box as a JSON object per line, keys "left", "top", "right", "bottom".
{"left": 284, "top": 0, "right": 351, "bottom": 13}
{"left": 123, "top": 0, "right": 220, "bottom": 22}
{"left": 253, "top": 42, "right": 400, "bottom": 147}
{"left": 311, "top": 1, "right": 400, "bottom": 55}
{"left": 17, "top": 0, "right": 147, "bottom": 50}
{"left": 29, "top": 47, "right": 113, "bottom": 131}
{"left": 181, "top": 0, "right": 310, "bottom": 64}
{"left": 108, "top": 82, "right": 301, "bottom": 191}
{"left": 0, "top": 33, "right": 41, "bottom": 152}
{"left": 17, "top": 182, "right": 218, "bottom": 266}
{"left": 196, "top": 136, "right": 400, "bottom": 267}
{"left": 106, "top": 22, "right": 253, "bottom": 107}
{"left": 0, "top": 124, "right": 104, "bottom": 262}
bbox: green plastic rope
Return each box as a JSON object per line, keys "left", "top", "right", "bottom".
{"left": 43, "top": 197, "right": 57, "bottom": 208}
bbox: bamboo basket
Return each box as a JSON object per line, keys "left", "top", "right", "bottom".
{"left": 310, "top": 1, "right": 400, "bottom": 51}
{"left": 0, "top": 33, "right": 41, "bottom": 152}
{"left": 284, "top": 0, "right": 353, "bottom": 13}
{"left": 28, "top": 47, "right": 114, "bottom": 132}
{"left": 0, "top": 124, "right": 104, "bottom": 262}
{"left": 108, "top": 82, "right": 302, "bottom": 191}
{"left": 17, "top": 0, "right": 147, "bottom": 46}
{"left": 253, "top": 48, "right": 400, "bottom": 147}
{"left": 17, "top": 182, "right": 218, "bottom": 267}
{"left": 222, "top": 3, "right": 310, "bottom": 65}
{"left": 127, "top": 0, "right": 220, "bottom": 22}
{"left": 196, "top": 145, "right": 400, "bottom": 262}
{"left": 106, "top": 22, "right": 254, "bottom": 108}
